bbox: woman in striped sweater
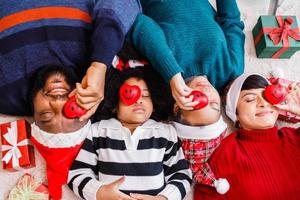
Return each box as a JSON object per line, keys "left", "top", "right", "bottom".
{"left": 68, "top": 45, "right": 192, "bottom": 200}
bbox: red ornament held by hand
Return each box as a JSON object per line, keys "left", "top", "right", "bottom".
{"left": 264, "top": 84, "right": 287, "bottom": 105}
{"left": 188, "top": 90, "right": 209, "bottom": 110}
{"left": 64, "top": 96, "right": 87, "bottom": 118}
{"left": 119, "top": 84, "right": 141, "bottom": 106}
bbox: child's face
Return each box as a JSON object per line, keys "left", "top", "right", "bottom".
{"left": 178, "top": 76, "right": 221, "bottom": 125}
{"left": 117, "top": 77, "right": 153, "bottom": 125}
{"left": 33, "top": 73, "right": 86, "bottom": 133}
{"left": 236, "top": 88, "right": 279, "bottom": 130}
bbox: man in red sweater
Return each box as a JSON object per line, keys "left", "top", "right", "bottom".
{"left": 196, "top": 73, "right": 300, "bottom": 200}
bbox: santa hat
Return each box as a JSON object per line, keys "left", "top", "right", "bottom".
{"left": 172, "top": 117, "right": 230, "bottom": 194}
{"left": 225, "top": 73, "right": 269, "bottom": 122}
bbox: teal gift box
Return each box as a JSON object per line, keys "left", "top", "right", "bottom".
{"left": 252, "top": 16, "right": 300, "bottom": 58}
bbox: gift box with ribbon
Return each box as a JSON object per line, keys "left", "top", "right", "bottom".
{"left": 252, "top": 16, "right": 300, "bottom": 58}
{"left": 1, "top": 119, "right": 35, "bottom": 171}
{"left": 8, "top": 173, "right": 49, "bottom": 200}
{"left": 268, "top": 76, "right": 300, "bottom": 123}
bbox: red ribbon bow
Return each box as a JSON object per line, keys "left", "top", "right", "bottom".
{"left": 254, "top": 16, "right": 300, "bottom": 58}
{"left": 112, "top": 55, "right": 148, "bottom": 71}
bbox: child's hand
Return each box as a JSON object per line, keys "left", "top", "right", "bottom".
{"left": 96, "top": 176, "right": 134, "bottom": 200}
{"left": 170, "top": 73, "right": 198, "bottom": 110}
{"left": 275, "top": 83, "right": 300, "bottom": 116}
{"left": 69, "top": 62, "right": 106, "bottom": 121}
{"left": 130, "top": 193, "right": 167, "bottom": 200}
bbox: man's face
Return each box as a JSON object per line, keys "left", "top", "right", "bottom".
{"left": 33, "top": 73, "right": 86, "bottom": 133}
{"left": 177, "top": 76, "right": 221, "bottom": 126}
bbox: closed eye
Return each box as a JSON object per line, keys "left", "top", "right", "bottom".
{"left": 142, "top": 89, "right": 150, "bottom": 97}
{"left": 38, "top": 111, "right": 54, "bottom": 123}
{"left": 245, "top": 99, "right": 255, "bottom": 102}
{"left": 210, "top": 102, "right": 220, "bottom": 112}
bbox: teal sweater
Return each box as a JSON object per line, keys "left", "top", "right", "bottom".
{"left": 130, "top": 0, "right": 245, "bottom": 93}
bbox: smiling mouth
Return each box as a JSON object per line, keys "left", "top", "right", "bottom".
{"left": 256, "top": 110, "right": 273, "bottom": 117}
{"left": 44, "top": 79, "right": 70, "bottom": 95}
{"left": 43, "top": 85, "right": 70, "bottom": 100}
{"left": 47, "top": 88, "right": 69, "bottom": 95}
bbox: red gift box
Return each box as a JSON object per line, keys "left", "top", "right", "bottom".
{"left": 8, "top": 173, "right": 49, "bottom": 200}
{"left": 268, "top": 77, "right": 300, "bottom": 123}
{"left": 1, "top": 119, "right": 35, "bottom": 171}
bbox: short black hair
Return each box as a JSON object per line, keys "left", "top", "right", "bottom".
{"left": 241, "top": 74, "right": 269, "bottom": 91}
{"left": 92, "top": 43, "right": 173, "bottom": 122}
{"left": 93, "top": 66, "right": 173, "bottom": 122}
{"left": 28, "top": 65, "right": 78, "bottom": 114}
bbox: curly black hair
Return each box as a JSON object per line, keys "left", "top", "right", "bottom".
{"left": 28, "top": 65, "right": 79, "bottom": 115}
{"left": 92, "top": 43, "right": 173, "bottom": 122}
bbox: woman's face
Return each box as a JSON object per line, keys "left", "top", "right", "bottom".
{"left": 236, "top": 88, "right": 279, "bottom": 130}
{"left": 33, "top": 73, "right": 86, "bottom": 133}
{"left": 180, "top": 76, "right": 221, "bottom": 125}
{"left": 117, "top": 77, "right": 153, "bottom": 125}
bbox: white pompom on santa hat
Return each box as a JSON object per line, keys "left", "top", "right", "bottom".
{"left": 213, "top": 178, "right": 230, "bottom": 194}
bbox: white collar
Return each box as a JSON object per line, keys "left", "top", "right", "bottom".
{"left": 31, "top": 120, "right": 91, "bottom": 148}
{"left": 99, "top": 118, "right": 162, "bottom": 129}
{"left": 172, "top": 117, "right": 227, "bottom": 140}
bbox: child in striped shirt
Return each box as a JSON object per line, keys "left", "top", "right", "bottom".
{"left": 68, "top": 44, "right": 192, "bottom": 200}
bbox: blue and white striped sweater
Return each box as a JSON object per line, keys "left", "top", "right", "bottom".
{"left": 68, "top": 118, "right": 192, "bottom": 200}
{"left": 0, "top": 0, "right": 141, "bottom": 115}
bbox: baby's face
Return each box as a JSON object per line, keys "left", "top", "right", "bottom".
{"left": 117, "top": 77, "right": 153, "bottom": 125}
{"left": 179, "top": 76, "right": 221, "bottom": 125}
{"left": 33, "top": 73, "right": 86, "bottom": 133}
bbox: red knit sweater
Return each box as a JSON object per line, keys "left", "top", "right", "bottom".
{"left": 195, "top": 126, "right": 300, "bottom": 200}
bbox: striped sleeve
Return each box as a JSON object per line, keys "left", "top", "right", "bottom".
{"left": 68, "top": 125, "right": 103, "bottom": 200}
{"left": 159, "top": 126, "right": 192, "bottom": 200}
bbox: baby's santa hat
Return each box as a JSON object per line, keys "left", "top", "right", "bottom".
{"left": 172, "top": 117, "right": 230, "bottom": 194}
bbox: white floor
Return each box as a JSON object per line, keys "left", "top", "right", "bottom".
{"left": 1, "top": 0, "right": 300, "bottom": 199}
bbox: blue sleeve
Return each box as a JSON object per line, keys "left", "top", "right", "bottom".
{"left": 90, "top": 0, "right": 142, "bottom": 66}
{"left": 130, "top": 14, "right": 183, "bottom": 82}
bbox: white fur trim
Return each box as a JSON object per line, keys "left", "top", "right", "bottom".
{"left": 270, "top": 68, "right": 285, "bottom": 78}
{"left": 31, "top": 121, "right": 91, "bottom": 148}
{"left": 172, "top": 117, "right": 227, "bottom": 140}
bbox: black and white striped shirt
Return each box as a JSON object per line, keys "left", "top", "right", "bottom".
{"left": 68, "top": 118, "right": 192, "bottom": 200}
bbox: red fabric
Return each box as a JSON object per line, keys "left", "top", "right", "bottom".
{"left": 196, "top": 126, "right": 300, "bottom": 200}
{"left": 181, "top": 131, "right": 226, "bottom": 186}
{"left": 31, "top": 137, "right": 83, "bottom": 200}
